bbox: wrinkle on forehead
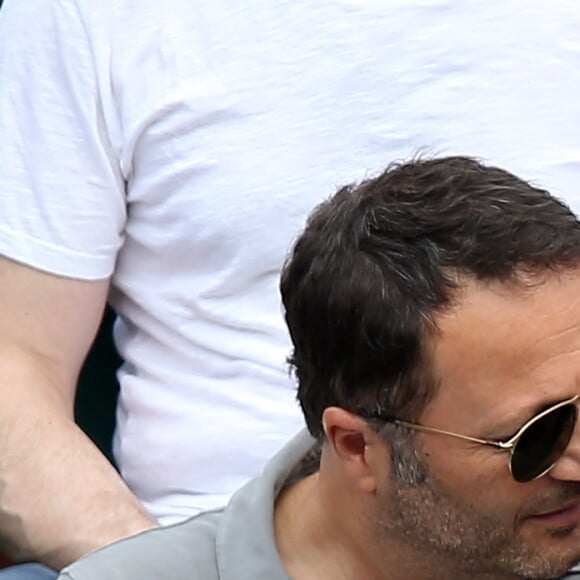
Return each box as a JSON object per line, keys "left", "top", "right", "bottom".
{"left": 528, "top": 289, "right": 580, "bottom": 345}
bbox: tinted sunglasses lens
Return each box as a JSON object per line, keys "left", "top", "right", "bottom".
{"left": 511, "top": 404, "right": 577, "bottom": 483}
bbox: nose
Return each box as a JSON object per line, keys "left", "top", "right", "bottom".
{"left": 548, "top": 417, "right": 580, "bottom": 482}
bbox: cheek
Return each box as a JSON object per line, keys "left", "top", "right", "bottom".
{"left": 422, "top": 437, "right": 528, "bottom": 514}
{"left": 422, "top": 430, "right": 506, "bottom": 480}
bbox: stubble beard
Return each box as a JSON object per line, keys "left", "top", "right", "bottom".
{"left": 376, "top": 471, "right": 579, "bottom": 580}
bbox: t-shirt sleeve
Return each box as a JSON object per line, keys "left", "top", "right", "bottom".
{"left": 0, "top": 0, "right": 126, "bottom": 280}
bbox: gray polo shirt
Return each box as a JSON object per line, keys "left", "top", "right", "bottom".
{"left": 58, "top": 429, "right": 580, "bottom": 580}
{"left": 58, "top": 430, "right": 315, "bottom": 580}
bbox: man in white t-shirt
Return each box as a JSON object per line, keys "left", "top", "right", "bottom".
{"left": 0, "top": 0, "right": 579, "bottom": 573}
{"left": 59, "top": 156, "right": 580, "bottom": 580}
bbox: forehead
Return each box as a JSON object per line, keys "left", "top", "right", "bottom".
{"left": 422, "top": 270, "right": 580, "bottom": 432}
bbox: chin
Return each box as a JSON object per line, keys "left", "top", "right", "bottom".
{"left": 522, "top": 527, "right": 580, "bottom": 577}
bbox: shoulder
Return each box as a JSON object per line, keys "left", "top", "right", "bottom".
{"left": 60, "top": 510, "right": 222, "bottom": 580}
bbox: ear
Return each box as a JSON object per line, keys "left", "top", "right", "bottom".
{"left": 322, "top": 407, "right": 390, "bottom": 495}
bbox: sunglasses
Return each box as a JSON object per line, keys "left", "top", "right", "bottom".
{"left": 359, "top": 394, "right": 579, "bottom": 483}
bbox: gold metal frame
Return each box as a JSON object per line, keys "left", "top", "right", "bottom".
{"left": 361, "top": 394, "right": 579, "bottom": 481}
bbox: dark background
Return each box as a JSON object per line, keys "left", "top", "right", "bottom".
{"left": 75, "top": 306, "right": 121, "bottom": 463}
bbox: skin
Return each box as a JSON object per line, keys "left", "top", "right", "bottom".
{"left": 275, "top": 269, "right": 580, "bottom": 580}
{"left": 0, "top": 257, "right": 156, "bottom": 568}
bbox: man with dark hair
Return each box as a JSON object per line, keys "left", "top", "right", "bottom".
{"left": 59, "top": 157, "right": 580, "bottom": 579}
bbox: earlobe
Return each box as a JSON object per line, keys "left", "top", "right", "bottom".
{"left": 322, "top": 407, "right": 385, "bottom": 495}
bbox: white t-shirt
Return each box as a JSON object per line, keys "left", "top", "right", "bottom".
{"left": 1, "top": 0, "right": 579, "bottom": 523}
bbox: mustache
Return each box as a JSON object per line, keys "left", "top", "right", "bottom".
{"left": 518, "top": 482, "right": 580, "bottom": 520}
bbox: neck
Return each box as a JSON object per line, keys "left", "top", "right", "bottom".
{"left": 274, "top": 477, "right": 525, "bottom": 580}
{"left": 275, "top": 473, "right": 379, "bottom": 580}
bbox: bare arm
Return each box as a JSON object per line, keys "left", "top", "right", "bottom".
{"left": 0, "top": 257, "right": 157, "bottom": 569}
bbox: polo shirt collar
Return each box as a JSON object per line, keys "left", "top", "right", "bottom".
{"left": 216, "top": 429, "right": 315, "bottom": 580}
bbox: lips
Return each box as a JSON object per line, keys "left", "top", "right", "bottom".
{"left": 531, "top": 500, "right": 580, "bottom": 528}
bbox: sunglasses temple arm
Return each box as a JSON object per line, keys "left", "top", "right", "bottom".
{"left": 393, "top": 420, "right": 512, "bottom": 450}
